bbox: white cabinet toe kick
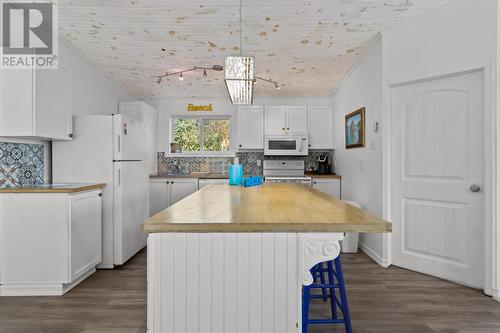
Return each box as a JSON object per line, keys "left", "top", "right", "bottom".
{"left": 147, "top": 232, "right": 344, "bottom": 333}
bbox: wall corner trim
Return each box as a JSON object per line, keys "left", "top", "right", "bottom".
{"left": 58, "top": 36, "right": 133, "bottom": 98}
{"left": 359, "top": 241, "right": 391, "bottom": 268}
{"left": 382, "top": 0, "right": 468, "bottom": 35}
{"left": 330, "top": 33, "right": 382, "bottom": 97}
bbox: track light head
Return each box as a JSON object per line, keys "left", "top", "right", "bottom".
{"left": 179, "top": 72, "right": 184, "bottom": 81}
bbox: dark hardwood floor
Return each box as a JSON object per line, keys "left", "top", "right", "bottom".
{"left": 1, "top": 248, "right": 499, "bottom": 333}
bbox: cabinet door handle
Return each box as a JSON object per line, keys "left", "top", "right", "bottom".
{"left": 287, "top": 127, "right": 290, "bottom": 130}
{"left": 171, "top": 181, "right": 174, "bottom": 184}
{"left": 282, "top": 127, "right": 285, "bottom": 131}
{"left": 166, "top": 181, "right": 169, "bottom": 184}
{"left": 68, "top": 133, "right": 73, "bottom": 138}
{"left": 313, "top": 181, "right": 317, "bottom": 184}
{"left": 239, "top": 144, "right": 242, "bottom": 147}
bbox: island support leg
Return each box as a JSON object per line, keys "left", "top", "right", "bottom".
{"left": 147, "top": 232, "right": 344, "bottom": 333}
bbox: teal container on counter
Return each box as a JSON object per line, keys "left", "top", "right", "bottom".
{"left": 229, "top": 164, "right": 244, "bottom": 186}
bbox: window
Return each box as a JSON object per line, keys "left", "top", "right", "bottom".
{"left": 172, "top": 117, "right": 231, "bottom": 153}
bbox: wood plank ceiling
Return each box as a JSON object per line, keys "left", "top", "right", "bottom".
{"left": 59, "top": 0, "right": 455, "bottom": 98}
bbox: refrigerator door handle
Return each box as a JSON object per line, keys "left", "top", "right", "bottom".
{"left": 118, "top": 168, "right": 121, "bottom": 186}
{"left": 117, "top": 135, "right": 121, "bottom": 153}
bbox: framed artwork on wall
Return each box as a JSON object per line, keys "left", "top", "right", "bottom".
{"left": 345, "top": 107, "right": 365, "bottom": 149}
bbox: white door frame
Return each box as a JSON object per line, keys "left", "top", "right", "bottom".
{"left": 382, "top": 62, "right": 498, "bottom": 298}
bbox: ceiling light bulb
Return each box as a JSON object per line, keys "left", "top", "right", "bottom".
{"left": 179, "top": 73, "right": 184, "bottom": 81}
{"left": 203, "top": 70, "right": 207, "bottom": 77}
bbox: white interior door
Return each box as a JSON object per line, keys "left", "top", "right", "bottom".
{"left": 391, "top": 70, "right": 484, "bottom": 288}
{"left": 114, "top": 161, "right": 149, "bottom": 265}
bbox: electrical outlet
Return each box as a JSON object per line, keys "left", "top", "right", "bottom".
{"left": 373, "top": 121, "right": 380, "bottom": 133}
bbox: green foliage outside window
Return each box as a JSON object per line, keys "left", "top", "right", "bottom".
{"left": 174, "top": 119, "right": 200, "bottom": 151}
{"left": 173, "top": 118, "right": 230, "bottom": 152}
{"left": 204, "top": 119, "right": 230, "bottom": 151}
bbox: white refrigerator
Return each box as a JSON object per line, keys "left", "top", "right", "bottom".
{"left": 53, "top": 114, "right": 149, "bottom": 268}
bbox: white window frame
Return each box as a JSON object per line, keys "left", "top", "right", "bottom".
{"left": 167, "top": 116, "right": 234, "bottom": 157}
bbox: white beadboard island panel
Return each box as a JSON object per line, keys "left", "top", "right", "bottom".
{"left": 147, "top": 232, "right": 343, "bottom": 333}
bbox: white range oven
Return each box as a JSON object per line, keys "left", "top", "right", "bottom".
{"left": 263, "top": 160, "right": 312, "bottom": 186}
{"left": 264, "top": 133, "right": 308, "bottom": 156}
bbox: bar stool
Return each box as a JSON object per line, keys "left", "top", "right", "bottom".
{"left": 302, "top": 256, "right": 352, "bottom": 333}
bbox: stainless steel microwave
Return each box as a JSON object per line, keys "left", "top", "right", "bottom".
{"left": 264, "top": 133, "right": 308, "bottom": 156}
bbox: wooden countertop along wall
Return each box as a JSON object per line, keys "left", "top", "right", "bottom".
{"left": 0, "top": 183, "right": 106, "bottom": 193}
{"left": 143, "top": 183, "right": 391, "bottom": 233}
{"left": 305, "top": 173, "right": 342, "bottom": 179}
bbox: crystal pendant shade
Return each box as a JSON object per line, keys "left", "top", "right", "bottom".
{"left": 224, "top": 56, "right": 254, "bottom": 105}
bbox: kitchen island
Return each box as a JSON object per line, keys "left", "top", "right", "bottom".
{"left": 143, "top": 183, "right": 391, "bottom": 333}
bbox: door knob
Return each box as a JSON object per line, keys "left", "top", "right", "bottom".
{"left": 470, "top": 184, "right": 481, "bottom": 193}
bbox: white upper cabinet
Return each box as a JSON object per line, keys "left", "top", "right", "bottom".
{"left": 265, "top": 105, "right": 287, "bottom": 134}
{"left": 265, "top": 105, "right": 308, "bottom": 135}
{"left": 0, "top": 65, "right": 73, "bottom": 140}
{"left": 308, "top": 106, "right": 334, "bottom": 149}
{"left": 237, "top": 106, "right": 264, "bottom": 149}
{"left": 35, "top": 66, "right": 73, "bottom": 140}
{"left": 286, "top": 106, "right": 308, "bottom": 133}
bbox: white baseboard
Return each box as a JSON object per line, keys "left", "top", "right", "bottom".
{"left": 359, "top": 241, "right": 391, "bottom": 268}
{"left": 0, "top": 268, "right": 96, "bottom": 297}
{"left": 492, "top": 289, "right": 500, "bottom": 302}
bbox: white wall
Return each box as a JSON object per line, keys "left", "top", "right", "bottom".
{"left": 59, "top": 40, "right": 133, "bottom": 116}
{"left": 330, "top": 38, "right": 386, "bottom": 264}
{"left": 382, "top": 0, "right": 498, "bottom": 294}
{"left": 331, "top": 0, "right": 498, "bottom": 272}
{"left": 0, "top": 39, "right": 134, "bottom": 182}
{"left": 148, "top": 96, "right": 331, "bottom": 153}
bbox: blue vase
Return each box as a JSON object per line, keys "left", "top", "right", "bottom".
{"left": 229, "top": 164, "right": 244, "bottom": 186}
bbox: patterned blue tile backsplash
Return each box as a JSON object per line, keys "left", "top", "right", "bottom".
{"left": 0, "top": 142, "right": 44, "bottom": 188}
{"left": 157, "top": 151, "right": 332, "bottom": 176}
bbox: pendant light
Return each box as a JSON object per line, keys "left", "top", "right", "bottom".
{"left": 224, "top": 0, "right": 254, "bottom": 105}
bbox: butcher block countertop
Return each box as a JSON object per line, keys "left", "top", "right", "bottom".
{"left": 0, "top": 183, "right": 106, "bottom": 193}
{"left": 143, "top": 183, "right": 391, "bottom": 233}
{"left": 306, "top": 173, "right": 342, "bottom": 179}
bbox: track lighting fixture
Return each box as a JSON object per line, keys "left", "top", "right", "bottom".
{"left": 154, "top": 65, "right": 280, "bottom": 94}
{"left": 154, "top": 65, "right": 223, "bottom": 83}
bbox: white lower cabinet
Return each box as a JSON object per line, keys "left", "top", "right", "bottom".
{"left": 149, "top": 178, "right": 198, "bottom": 216}
{"left": 312, "top": 178, "right": 341, "bottom": 199}
{"left": 0, "top": 189, "right": 102, "bottom": 296}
